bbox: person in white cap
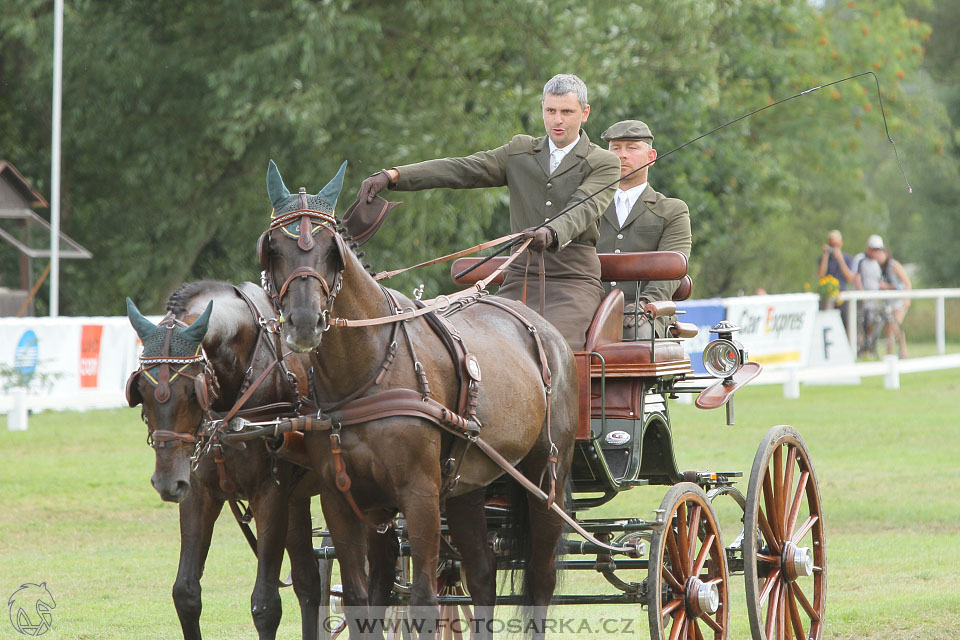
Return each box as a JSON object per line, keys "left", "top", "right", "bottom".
{"left": 855, "top": 234, "right": 886, "bottom": 293}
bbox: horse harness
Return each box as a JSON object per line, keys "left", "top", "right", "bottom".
{"left": 259, "top": 197, "right": 561, "bottom": 530}
{"left": 258, "top": 187, "right": 346, "bottom": 333}
{"left": 127, "top": 289, "right": 303, "bottom": 562}
{"left": 126, "top": 314, "right": 220, "bottom": 449}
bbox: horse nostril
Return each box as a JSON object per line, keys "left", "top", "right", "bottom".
{"left": 175, "top": 480, "right": 189, "bottom": 500}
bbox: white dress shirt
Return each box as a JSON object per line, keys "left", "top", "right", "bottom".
{"left": 548, "top": 136, "right": 580, "bottom": 174}
{"left": 614, "top": 182, "right": 647, "bottom": 228}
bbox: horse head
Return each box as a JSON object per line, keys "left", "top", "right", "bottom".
{"left": 126, "top": 297, "right": 217, "bottom": 503}
{"left": 259, "top": 159, "right": 348, "bottom": 353}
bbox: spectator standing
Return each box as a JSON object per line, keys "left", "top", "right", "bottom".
{"left": 879, "top": 246, "right": 912, "bottom": 358}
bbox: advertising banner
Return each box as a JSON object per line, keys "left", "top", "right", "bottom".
{"left": 675, "top": 298, "right": 726, "bottom": 374}
{"left": 1, "top": 316, "right": 145, "bottom": 411}
{"left": 723, "top": 293, "right": 819, "bottom": 368}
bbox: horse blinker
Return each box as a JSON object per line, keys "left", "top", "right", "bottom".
{"left": 126, "top": 370, "right": 143, "bottom": 407}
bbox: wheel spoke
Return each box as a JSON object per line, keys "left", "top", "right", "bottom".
{"left": 778, "top": 583, "right": 788, "bottom": 640}
{"left": 694, "top": 620, "right": 705, "bottom": 640}
{"left": 702, "top": 612, "right": 723, "bottom": 633}
{"left": 662, "top": 597, "right": 685, "bottom": 617}
{"left": 787, "top": 583, "right": 806, "bottom": 640}
{"left": 692, "top": 533, "right": 716, "bottom": 577}
{"left": 785, "top": 471, "right": 810, "bottom": 539}
{"left": 677, "top": 501, "right": 690, "bottom": 575}
{"left": 764, "top": 576, "right": 781, "bottom": 639}
{"left": 791, "top": 581, "right": 821, "bottom": 623}
{"left": 781, "top": 447, "right": 798, "bottom": 535}
{"left": 668, "top": 610, "right": 687, "bottom": 640}
{"left": 791, "top": 514, "right": 818, "bottom": 544}
{"left": 663, "top": 566, "right": 684, "bottom": 592}
{"left": 687, "top": 504, "right": 702, "bottom": 570}
{"left": 773, "top": 445, "right": 785, "bottom": 534}
{"left": 759, "top": 568, "right": 781, "bottom": 606}
{"left": 762, "top": 471, "right": 783, "bottom": 542}
{"left": 757, "top": 553, "right": 780, "bottom": 565}
{"left": 666, "top": 525, "right": 685, "bottom": 580}
{"left": 757, "top": 509, "right": 782, "bottom": 553}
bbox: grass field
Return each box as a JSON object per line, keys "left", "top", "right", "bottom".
{"left": 2, "top": 368, "right": 959, "bottom": 639}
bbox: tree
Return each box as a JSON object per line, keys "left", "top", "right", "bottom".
{"left": 0, "top": 0, "right": 955, "bottom": 313}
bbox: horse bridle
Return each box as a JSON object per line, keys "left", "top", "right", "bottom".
{"left": 258, "top": 188, "right": 347, "bottom": 331}
{"left": 125, "top": 315, "right": 220, "bottom": 449}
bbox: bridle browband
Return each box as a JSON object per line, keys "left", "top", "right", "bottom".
{"left": 259, "top": 188, "right": 346, "bottom": 332}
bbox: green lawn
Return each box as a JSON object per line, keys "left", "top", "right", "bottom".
{"left": 2, "top": 368, "right": 959, "bottom": 638}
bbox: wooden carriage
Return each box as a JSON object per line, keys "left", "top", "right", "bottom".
{"left": 314, "top": 251, "right": 827, "bottom": 640}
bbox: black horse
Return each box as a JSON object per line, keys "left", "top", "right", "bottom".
{"left": 126, "top": 281, "right": 323, "bottom": 640}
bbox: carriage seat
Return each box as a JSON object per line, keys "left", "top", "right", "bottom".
{"left": 451, "top": 250, "right": 690, "bottom": 288}
{"left": 583, "top": 294, "right": 687, "bottom": 374}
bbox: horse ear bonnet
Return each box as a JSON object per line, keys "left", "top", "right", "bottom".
{"left": 266, "top": 160, "right": 348, "bottom": 218}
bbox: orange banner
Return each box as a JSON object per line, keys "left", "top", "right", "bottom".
{"left": 79, "top": 325, "right": 103, "bottom": 388}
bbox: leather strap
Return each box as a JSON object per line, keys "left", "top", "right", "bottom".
{"left": 373, "top": 232, "right": 522, "bottom": 281}
{"left": 330, "top": 428, "right": 391, "bottom": 532}
{"left": 330, "top": 238, "right": 533, "bottom": 328}
{"left": 469, "top": 437, "right": 637, "bottom": 554}
{"left": 476, "top": 298, "right": 552, "bottom": 387}
{"left": 213, "top": 444, "right": 259, "bottom": 556}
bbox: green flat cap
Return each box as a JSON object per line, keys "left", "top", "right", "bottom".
{"left": 601, "top": 119, "right": 654, "bottom": 143}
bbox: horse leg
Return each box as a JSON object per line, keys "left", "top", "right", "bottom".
{"left": 366, "top": 525, "right": 400, "bottom": 623}
{"left": 285, "top": 495, "right": 322, "bottom": 640}
{"left": 399, "top": 484, "right": 441, "bottom": 637}
{"left": 318, "top": 486, "right": 372, "bottom": 638}
{"left": 446, "top": 490, "right": 495, "bottom": 639}
{"left": 173, "top": 486, "right": 223, "bottom": 640}
{"left": 249, "top": 482, "right": 290, "bottom": 640}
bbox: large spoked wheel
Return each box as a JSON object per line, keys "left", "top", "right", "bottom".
{"left": 744, "top": 426, "right": 826, "bottom": 640}
{"left": 648, "top": 482, "right": 730, "bottom": 640}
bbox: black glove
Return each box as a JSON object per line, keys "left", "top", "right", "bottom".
{"left": 521, "top": 226, "right": 556, "bottom": 252}
{"left": 358, "top": 169, "right": 393, "bottom": 204}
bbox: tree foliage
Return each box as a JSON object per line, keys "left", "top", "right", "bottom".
{"left": 0, "top": 0, "right": 956, "bottom": 314}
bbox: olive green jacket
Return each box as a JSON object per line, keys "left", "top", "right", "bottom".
{"left": 392, "top": 131, "right": 620, "bottom": 248}
{"left": 597, "top": 184, "right": 692, "bottom": 306}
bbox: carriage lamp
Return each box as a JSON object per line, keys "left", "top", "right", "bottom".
{"left": 702, "top": 321, "right": 747, "bottom": 381}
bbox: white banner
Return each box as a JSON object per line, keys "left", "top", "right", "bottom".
{"left": 0, "top": 316, "right": 147, "bottom": 412}
{"left": 723, "top": 293, "right": 819, "bottom": 368}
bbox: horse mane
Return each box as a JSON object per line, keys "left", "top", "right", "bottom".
{"left": 165, "top": 280, "right": 264, "bottom": 343}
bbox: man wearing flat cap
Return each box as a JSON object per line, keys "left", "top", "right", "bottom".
{"left": 597, "top": 120, "right": 692, "bottom": 338}
{"left": 358, "top": 74, "right": 619, "bottom": 350}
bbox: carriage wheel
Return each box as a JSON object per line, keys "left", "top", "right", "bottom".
{"left": 744, "top": 426, "right": 826, "bottom": 640}
{"left": 648, "top": 482, "right": 730, "bottom": 640}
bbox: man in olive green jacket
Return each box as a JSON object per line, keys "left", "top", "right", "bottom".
{"left": 359, "top": 74, "right": 619, "bottom": 350}
{"left": 597, "top": 120, "right": 692, "bottom": 338}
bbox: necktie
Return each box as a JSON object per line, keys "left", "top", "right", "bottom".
{"left": 550, "top": 149, "right": 563, "bottom": 174}
{"left": 617, "top": 192, "right": 630, "bottom": 228}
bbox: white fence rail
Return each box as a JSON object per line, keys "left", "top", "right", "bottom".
{"left": 837, "top": 287, "right": 960, "bottom": 355}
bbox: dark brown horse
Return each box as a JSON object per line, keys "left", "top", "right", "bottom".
{"left": 125, "top": 281, "right": 323, "bottom": 640}
{"left": 259, "top": 162, "right": 579, "bottom": 637}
